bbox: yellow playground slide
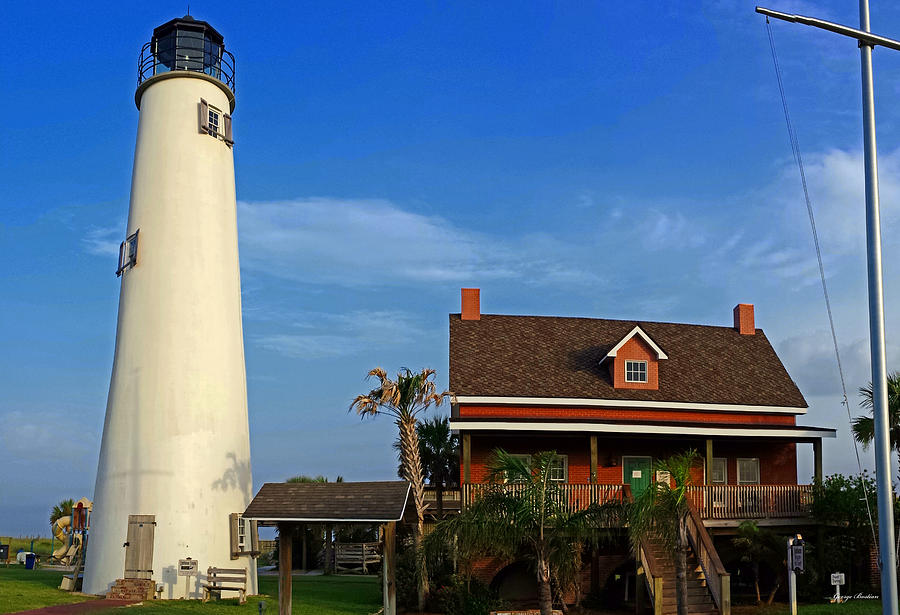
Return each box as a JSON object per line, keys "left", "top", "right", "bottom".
{"left": 51, "top": 497, "right": 92, "bottom": 566}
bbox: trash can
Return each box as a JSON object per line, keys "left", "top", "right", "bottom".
{"left": 25, "top": 553, "right": 36, "bottom": 570}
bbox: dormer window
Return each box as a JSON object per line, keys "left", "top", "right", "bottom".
{"left": 625, "top": 360, "right": 648, "bottom": 383}
{"left": 602, "top": 325, "right": 666, "bottom": 390}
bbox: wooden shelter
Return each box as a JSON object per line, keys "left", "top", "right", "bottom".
{"left": 243, "top": 481, "right": 410, "bottom": 615}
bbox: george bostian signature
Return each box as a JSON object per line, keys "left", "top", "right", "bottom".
{"left": 830, "top": 593, "right": 880, "bottom": 603}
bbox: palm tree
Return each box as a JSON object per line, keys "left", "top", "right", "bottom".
{"left": 394, "top": 416, "right": 459, "bottom": 517}
{"left": 50, "top": 498, "right": 74, "bottom": 525}
{"left": 731, "top": 520, "right": 785, "bottom": 605}
{"left": 852, "top": 371, "right": 900, "bottom": 474}
{"left": 350, "top": 367, "right": 449, "bottom": 611}
{"left": 286, "top": 474, "right": 344, "bottom": 483}
{"left": 429, "top": 449, "right": 620, "bottom": 615}
{"left": 626, "top": 450, "right": 698, "bottom": 615}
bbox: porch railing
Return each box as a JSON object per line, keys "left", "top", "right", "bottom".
{"left": 687, "top": 484, "right": 812, "bottom": 519}
{"left": 459, "top": 483, "right": 812, "bottom": 519}
{"left": 461, "top": 483, "right": 626, "bottom": 513}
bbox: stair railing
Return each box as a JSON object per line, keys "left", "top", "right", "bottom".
{"left": 684, "top": 500, "right": 731, "bottom": 615}
{"left": 638, "top": 538, "right": 665, "bottom": 615}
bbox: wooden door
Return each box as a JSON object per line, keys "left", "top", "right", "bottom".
{"left": 124, "top": 515, "right": 155, "bottom": 579}
{"left": 623, "top": 457, "right": 652, "bottom": 498}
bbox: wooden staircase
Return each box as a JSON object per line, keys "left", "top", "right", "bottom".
{"left": 636, "top": 501, "right": 731, "bottom": 615}
{"left": 642, "top": 539, "right": 719, "bottom": 614}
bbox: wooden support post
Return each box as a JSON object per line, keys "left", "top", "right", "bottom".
{"left": 705, "top": 439, "right": 714, "bottom": 483}
{"left": 653, "top": 577, "right": 664, "bottom": 615}
{"left": 721, "top": 575, "right": 731, "bottom": 615}
{"left": 635, "top": 563, "right": 644, "bottom": 615}
{"left": 382, "top": 522, "right": 397, "bottom": 615}
{"left": 324, "top": 524, "right": 334, "bottom": 574}
{"left": 462, "top": 433, "right": 471, "bottom": 484}
{"left": 813, "top": 438, "right": 823, "bottom": 483}
{"left": 278, "top": 524, "right": 292, "bottom": 615}
{"left": 301, "top": 525, "right": 307, "bottom": 571}
{"left": 590, "top": 435, "right": 598, "bottom": 483}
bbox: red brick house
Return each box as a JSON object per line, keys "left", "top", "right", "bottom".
{"left": 447, "top": 288, "right": 835, "bottom": 610}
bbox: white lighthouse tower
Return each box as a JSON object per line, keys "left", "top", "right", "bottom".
{"left": 84, "top": 16, "right": 256, "bottom": 598}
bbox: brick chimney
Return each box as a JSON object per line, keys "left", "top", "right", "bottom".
{"left": 461, "top": 288, "right": 480, "bottom": 321}
{"left": 733, "top": 303, "right": 755, "bottom": 335}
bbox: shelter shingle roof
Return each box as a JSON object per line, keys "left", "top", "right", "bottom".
{"left": 449, "top": 314, "right": 807, "bottom": 408}
{"left": 243, "top": 481, "right": 410, "bottom": 522}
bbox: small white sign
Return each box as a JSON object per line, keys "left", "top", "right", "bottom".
{"left": 791, "top": 544, "right": 804, "bottom": 573}
{"left": 831, "top": 573, "right": 845, "bottom": 585}
{"left": 178, "top": 558, "right": 198, "bottom": 576}
{"left": 632, "top": 470, "right": 642, "bottom": 479}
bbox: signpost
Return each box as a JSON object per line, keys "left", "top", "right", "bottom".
{"left": 178, "top": 558, "right": 199, "bottom": 599}
{"left": 787, "top": 535, "right": 804, "bottom": 615}
{"left": 832, "top": 572, "right": 846, "bottom": 603}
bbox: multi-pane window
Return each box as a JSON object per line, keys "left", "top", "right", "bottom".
{"left": 711, "top": 458, "right": 727, "bottom": 484}
{"left": 737, "top": 458, "right": 760, "bottom": 485}
{"left": 506, "top": 454, "right": 531, "bottom": 482}
{"left": 116, "top": 230, "right": 139, "bottom": 277}
{"left": 208, "top": 107, "right": 221, "bottom": 136}
{"left": 548, "top": 455, "right": 568, "bottom": 482}
{"left": 625, "top": 360, "right": 648, "bottom": 383}
{"left": 237, "top": 516, "right": 247, "bottom": 551}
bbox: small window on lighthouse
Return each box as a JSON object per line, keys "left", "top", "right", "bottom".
{"left": 116, "top": 230, "right": 139, "bottom": 277}
{"left": 207, "top": 107, "right": 221, "bottom": 136}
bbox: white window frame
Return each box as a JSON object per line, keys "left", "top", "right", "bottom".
{"left": 237, "top": 515, "right": 247, "bottom": 551}
{"left": 710, "top": 457, "right": 727, "bottom": 484}
{"left": 624, "top": 360, "right": 648, "bottom": 383}
{"left": 736, "top": 458, "right": 760, "bottom": 485}
{"left": 548, "top": 455, "right": 568, "bottom": 483}
{"left": 207, "top": 105, "right": 222, "bottom": 137}
{"left": 505, "top": 454, "right": 532, "bottom": 483}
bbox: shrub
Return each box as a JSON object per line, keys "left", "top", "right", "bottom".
{"left": 435, "top": 576, "right": 506, "bottom": 615}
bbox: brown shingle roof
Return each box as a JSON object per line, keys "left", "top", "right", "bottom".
{"left": 449, "top": 314, "right": 807, "bottom": 408}
{"left": 243, "top": 481, "right": 410, "bottom": 522}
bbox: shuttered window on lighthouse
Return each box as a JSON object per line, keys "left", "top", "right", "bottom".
{"left": 116, "top": 230, "right": 139, "bottom": 277}
{"left": 199, "top": 98, "right": 233, "bottom": 146}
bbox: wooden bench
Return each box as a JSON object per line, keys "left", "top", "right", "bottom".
{"left": 202, "top": 567, "right": 247, "bottom": 604}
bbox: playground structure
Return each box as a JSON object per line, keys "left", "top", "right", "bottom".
{"left": 51, "top": 498, "right": 92, "bottom": 566}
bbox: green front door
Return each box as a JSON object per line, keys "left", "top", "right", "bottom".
{"left": 623, "top": 457, "right": 652, "bottom": 498}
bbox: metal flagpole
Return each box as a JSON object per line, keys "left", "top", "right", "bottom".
{"left": 756, "top": 4, "right": 898, "bottom": 614}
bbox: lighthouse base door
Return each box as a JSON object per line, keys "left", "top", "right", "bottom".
{"left": 124, "top": 515, "right": 156, "bottom": 580}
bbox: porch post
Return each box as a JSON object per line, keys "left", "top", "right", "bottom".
{"left": 278, "top": 523, "right": 293, "bottom": 615}
{"left": 301, "top": 524, "right": 307, "bottom": 571}
{"left": 324, "top": 523, "right": 334, "bottom": 574}
{"left": 382, "top": 522, "right": 397, "bottom": 615}
{"left": 462, "top": 433, "right": 471, "bottom": 483}
{"left": 705, "top": 439, "right": 714, "bottom": 482}
{"left": 813, "top": 438, "right": 823, "bottom": 483}
{"left": 590, "top": 435, "right": 598, "bottom": 483}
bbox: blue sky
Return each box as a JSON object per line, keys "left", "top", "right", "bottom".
{"left": 2, "top": 0, "right": 900, "bottom": 536}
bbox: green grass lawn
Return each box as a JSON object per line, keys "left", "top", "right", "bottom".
{"left": 733, "top": 600, "right": 883, "bottom": 615}
{"left": 4, "top": 538, "right": 54, "bottom": 559}
{"left": 0, "top": 567, "right": 97, "bottom": 613}
{"left": 0, "top": 568, "right": 381, "bottom": 615}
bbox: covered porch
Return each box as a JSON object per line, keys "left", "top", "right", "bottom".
{"left": 242, "top": 481, "right": 410, "bottom": 615}
{"left": 454, "top": 420, "right": 836, "bottom": 524}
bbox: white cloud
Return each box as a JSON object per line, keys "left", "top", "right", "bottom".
{"left": 237, "top": 198, "right": 604, "bottom": 288}
{"left": 81, "top": 226, "right": 121, "bottom": 256}
{"left": 775, "top": 148, "right": 900, "bottom": 256}
{"left": 254, "top": 309, "right": 430, "bottom": 360}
